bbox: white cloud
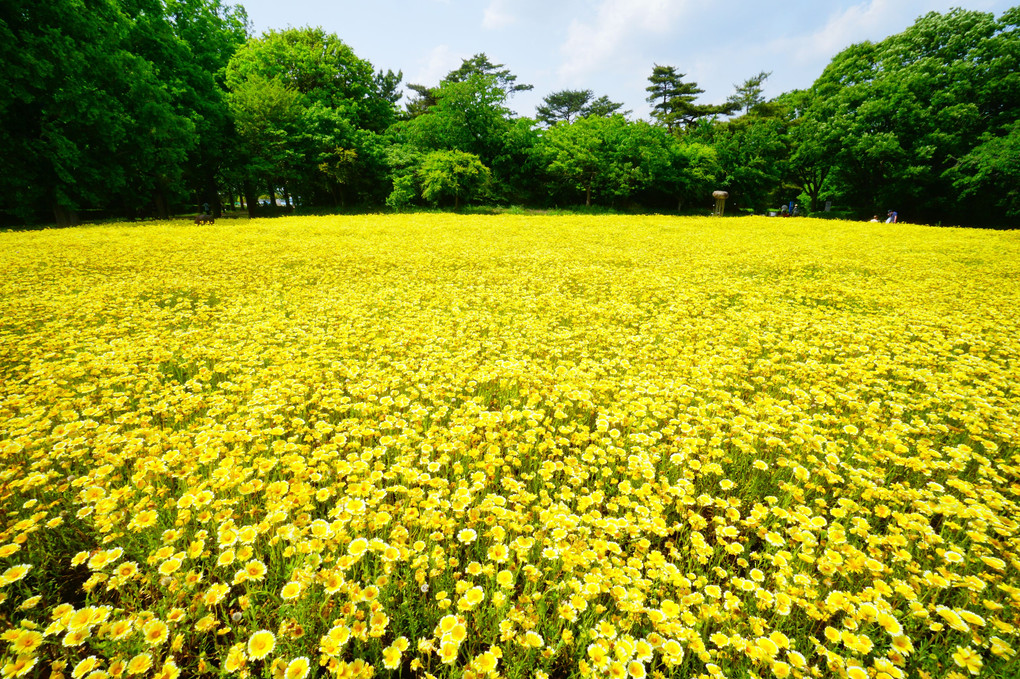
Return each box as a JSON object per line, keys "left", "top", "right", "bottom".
{"left": 789, "top": 0, "right": 973, "bottom": 65}
{"left": 558, "top": 0, "right": 692, "bottom": 80}
{"left": 409, "top": 45, "right": 464, "bottom": 86}
{"left": 483, "top": 0, "right": 518, "bottom": 29}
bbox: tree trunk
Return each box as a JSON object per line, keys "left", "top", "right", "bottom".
{"left": 585, "top": 184, "right": 592, "bottom": 207}
{"left": 154, "top": 186, "right": 169, "bottom": 220}
{"left": 282, "top": 184, "right": 292, "bottom": 210}
{"left": 243, "top": 180, "right": 258, "bottom": 218}
{"left": 53, "top": 202, "right": 79, "bottom": 228}
{"left": 205, "top": 174, "right": 222, "bottom": 218}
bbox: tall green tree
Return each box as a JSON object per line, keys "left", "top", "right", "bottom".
{"left": 948, "top": 120, "right": 1020, "bottom": 220}
{"left": 443, "top": 53, "right": 533, "bottom": 97}
{"left": 162, "top": 0, "right": 250, "bottom": 217}
{"left": 225, "top": 27, "right": 399, "bottom": 211}
{"left": 0, "top": 0, "right": 249, "bottom": 224}
{"left": 646, "top": 64, "right": 735, "bottom": 133}
{"left": 800, "top": 7, "right": 1019, "bottom": 223}
{"left": 404, "top": 52, "right": 530, "bottom": 120}
{"left": 392, "top": 71, "right": 539, "bottom": 204}
{"left": 699, "top": 115, "right": 788, "bottom": 213}
{"left": 536, "top": 115, "right": 654, "bottom": 207}
{"left": 777, "top": 90, "right": 835, "bottom": 213}
{"left": 418, "top": 150, "right": 492, "bottom": 209}
{"left": 726, "top": 71, "right": 773, "bottom": 116}
{"left": 0, "top": 0, "right": 169, "bottom": 224}
{"left": 638, "top": 137, "right": 720, "bottom": 212}
{"left": 536, "top": 89, "right": 628, "bottom": 126}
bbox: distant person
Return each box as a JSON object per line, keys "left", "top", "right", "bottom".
{"left": 886, "top": 210, "right": 898, "bottom": 223}
{"left": 870, "top": 215, "right": 880, "bottom": 222}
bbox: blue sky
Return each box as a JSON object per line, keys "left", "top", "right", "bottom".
{"left": 236, "top": 0, "right": 1016, "bottom": 120}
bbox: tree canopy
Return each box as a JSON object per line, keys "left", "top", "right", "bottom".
{"left": 2, "top": 3, "right": 1018, "bottom": 227}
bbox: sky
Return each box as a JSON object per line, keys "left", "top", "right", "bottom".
{"left": 235, "top": 0, "right": 1016, "bottom": 120}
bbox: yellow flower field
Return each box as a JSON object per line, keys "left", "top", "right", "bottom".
{"left": 1, "top": 214, "right": 1018, "bottom": 679}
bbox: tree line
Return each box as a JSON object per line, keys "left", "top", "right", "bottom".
{"left": 1, "top": 1, "right": 1017, "bottom": 228}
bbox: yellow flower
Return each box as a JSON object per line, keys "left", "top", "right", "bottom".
{"left": 1, "top": 565, "right": 31, "bottom": 585}
{"left": 756, "top": 637, "right": 779, "bottom": 658}
{"left": 129, "top": 509, "right": 159, "bottom": 531}
{"left": 461, "top": 586, "right": 485, "bottom": 608}
{"left": 382, "top": 645, "right": 402, "bottom": 670}
{"left": 660, "top": 636, "right": 685, "bottom": 656}
{"left": 439, "top": 642, "right": 459, "bottom": 664}
{"left": 72, "top": 656, "right": 99, "bottom": 679}
{"left": 952, "top": 646, "right": 982, "bottom": 675}
{"left": 195, "top": 615, "right": 218, "bottom": 632}
{"left": 224, "top": 644, "right": 246, "bottom": 673}
{"left": 447, "top": 623, "right": 468, "bottom": 645}
{"left": 143, "top": 619, "right": 169, "bottom": 646}
{"left": 203, "top": 583, "right": 230, "bottom": 606}
{"left": 116, "top": 562, "right": 139, "bottom": 579}
{"left": 280, "top": 581, "right": 302, "bottom": 600}
{"left": 475, "top": 651, "right": 498, "bottom": 673}
{"left": 348, "top": 538, "right": 369, "bottom": 558}
{"left": 126, "top": 654, "right": 153, "bottom": 676}
{"left": 523, "top": 630, "right": 544, "bottom": 648}
{"left": 877, "top": 611, "right": 903, "bottom": 635}
{"left": 284, "top": 657, "right": 309, "bottom": 679}
{"left": 217, "top": 550, "right": 236, "bottom": 567}
{"left": 63, "top": 629, "right": 89, "bottom": 647}
{"left": 627, "top": 660, "right": 646, "bottom": 678}
{"left": 2, "top": 655, "right": 36, "bottom": 678}
{"left": 154, "top": 658, "right": 180, "bottom": 679}
{"left": 248, "top": 630, "right": 276, "bottom": 660}
{"left": 158, "top": 558, "right": 182, "bottom": 576}
{"left": 487, "top": 544, "right": 509, "bottom": 562}
{"left": 989, "top": 636, "right": 1015, "bottom": 658}
{"left": 772, "top": 661, "right": 791, "bottom": 678}
{"left": 11, "top": 630, "right": 43, "bottom": 654}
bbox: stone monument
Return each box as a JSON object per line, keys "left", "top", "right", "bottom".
{"left": 712, "top": 190, "right": 729, "bottom": 217}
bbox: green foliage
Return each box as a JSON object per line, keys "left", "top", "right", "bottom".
{"left": 386, "top": 174, "right": 419, "bottom": 211}
{"left": 417, "top": 150, "right": 492, "bottom": 209}
{"left": 949, "top": 121, "right": 1020, "bottom": 217}
{"left": 798, "top": 7, "right": 1020, "bottom": 225}
{"left": 646, "top": 64, "right": 736, "bottom": 133}
{"left": 0, "top": 0, "right": 248, "bottom": 224}
{"left": 536, "top": 115, "right": 674, "bottom": 207}
{"left": 226, "top": 27, "right": 395, "bottom": 132}
{"left": 725, "top": 71, "right": 773, "bottom": 116}
{"left": 396, "top": 74, "right": 513, "bottom": 163}
{"left": 698, "top": 112, "right": 789, "bottom": 213}
{"left": 536, "top": 89, "right": 628, "bottom": 126}
{"left": 0, "top": 0, "right": 170, "bottom": 223}
{"left": 392, "top": 73, "right": 540, "bottom": 205}
{"left": 3, "top": 4, "right": 1018, "bottom": 226}
{"left": 225, "top": 27, "right": 397, "bottom": 209}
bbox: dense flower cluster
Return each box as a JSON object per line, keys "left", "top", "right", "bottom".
{"left": 0, "top": 214, "right": 1018, "bottom": 679}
